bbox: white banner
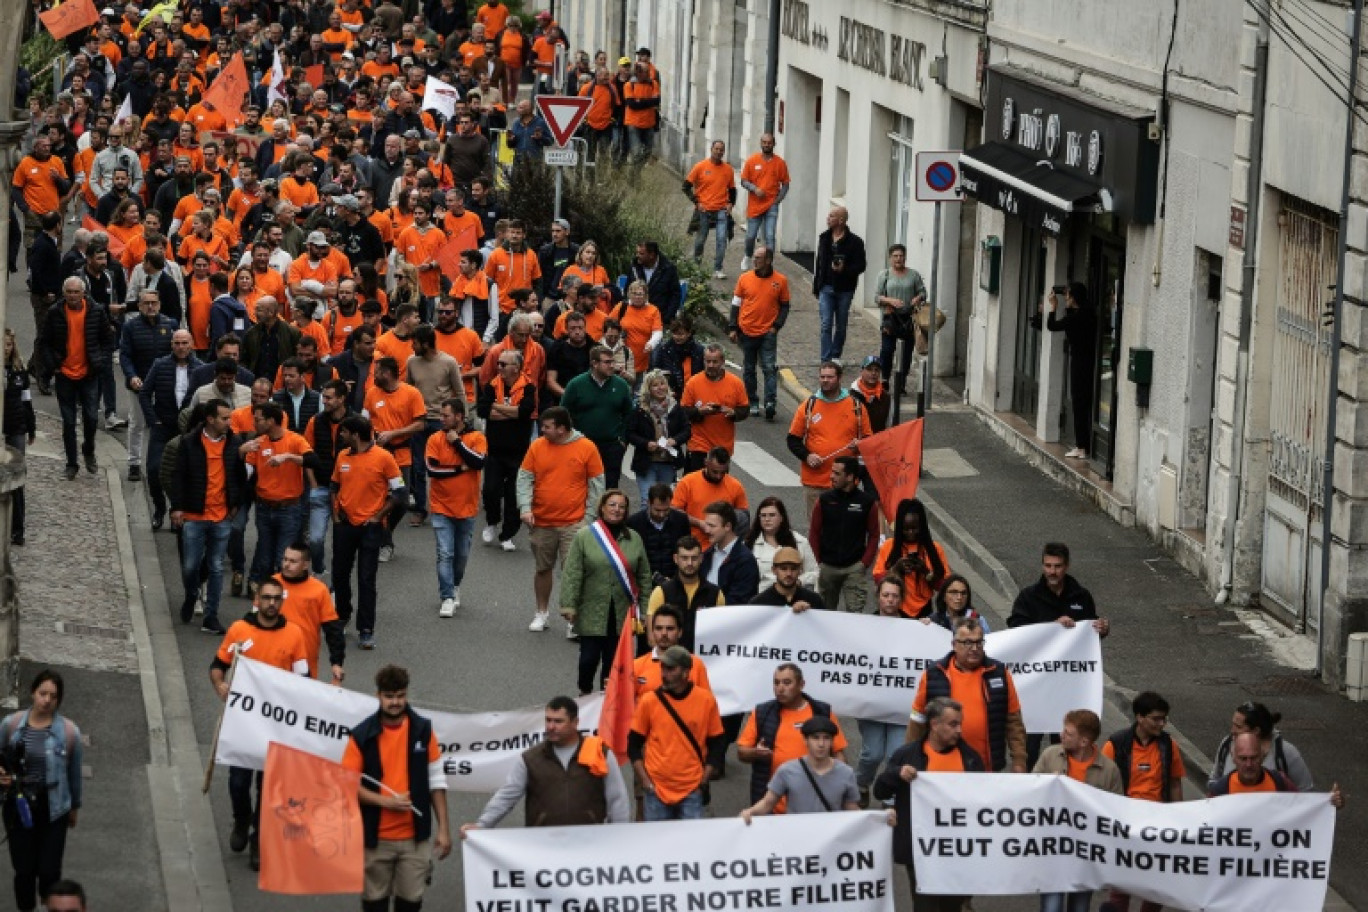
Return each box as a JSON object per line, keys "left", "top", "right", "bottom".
{"left": 422, "top": 76, "right": 461, "bottom": 121}
{"left": 911, "top": 773, "right": 1336, "bottom": 911}
{"left": 463, "top": 811, "right": 895, "bottom": 912}
{"left": 215, "top": 658, "right": 603, "bottom": 792}
{"left": 695, "top": 606, "right": 1101, "bottom": 730}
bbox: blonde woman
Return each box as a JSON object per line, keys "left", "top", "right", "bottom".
{"left": 561, "top": 240, "right": 609, "bottom": 291}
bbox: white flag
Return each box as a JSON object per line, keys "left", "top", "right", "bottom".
{"left": 114, "top": 93, "right": 132, "bottom": 128}
{"left": 420, "top": 75, "right": 460, "bottom": 122}
{"left": 266, "top": 48, "right": 288, "bottom": 106}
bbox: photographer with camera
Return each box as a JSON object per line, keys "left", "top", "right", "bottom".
{"left": 0, "top": 670, "right": 83, "bottom": 912}
{"left": 872, "top": 498, "right": 950, "bottom": 619}
{"left": 1039, "top": 281, "right": 1098, "bottom": 460}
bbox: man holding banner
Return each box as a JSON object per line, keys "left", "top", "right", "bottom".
{"left": 463, "top": 695, "right": 629, "bottom": 834}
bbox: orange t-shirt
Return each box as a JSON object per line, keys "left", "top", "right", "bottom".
{"left": 786, "top": 394, "right": 872, "bottom": 487}
{"left": 275, "top": 573, "right": 338, "bottom": 678}
{"left": 279, "top": 176, "right": 319, "bottom": 210}
{"left": 1066, "top": 753, "right": 1094, "bottom": 784}
{"left": 426, "top": 429, "right": 487, "bottom": 519}
{"left": 680, "top": 371, "right": 749, "bottom": 454}
{"left": 733, "top": 270, "right": 790, "bottom": 337}
{"left": 247, "top": 430, "right": 313, "bottom": 501}
{"left": 911, "top": 661, "right": 1021, "bottom": 771}
{"left": 374, "top": 330, "right": 417, "bottom": 381}
{"left": 185, "top": 104, "right": 227, "bottom": 133}
{"left": 1103, "top": 736, "right": 1185, "bottom": 802}
{"left": 552, "top": 308, "right": 605, "bottom": 341}
{"left": 332, "top": 444, "right": 402, "bottom": 522}
{"left": 60, "top": 305, "right": 88, "bottom": 380}
{"left": 178, "top": 232, "right": 229, "bottom": 270}
{"left": 924, "top": 746, "right": 967, "bottom": 772}
{"left": 478, "top": 338, "right": 545, "bottom": 388}
{"left": 633, "top": 651, "right": 711, "bottom": 697}
{"left": 341, "top": 717, "right": 440, "bottom": 840}
{"left": 293, "top": 321, "right": 330, "bottom": 363}
{"left": 213, "top": 617, "right": 310, "bottom": 674}
{"left": 476, "top": 2, "right": 511, "bottom": 34}
{"left": 322, "top": 27, "right": 354, "bottom": 60}
{"left": 631, "top": 685, "right": 723, "bottom": 804}
{"left": 396, "top": 225, "right": 448, "bottom": 297}
{"left": 172, "top": 193, "right": 205, "bottom": 228}
{"left": 186, "top": 276, "right": 214, "bottom": 349}
{"left": 742, "top": 153, "right": 791, "bottom": 218}
{"left": 362, "top": 60, "right": 402, "bottom": 80}
{"left": 671, "top": 470, "right": 749, "bottom": 546}
{"left": 578, "top": 81, "right": 617, "bottom": 131}
{"left": 363, "top": 382, "right": 427, "bottom": 467}
{"left": 562, "top": 263, "right": 609, "bottom": 290}
{"left": 485, "top": 247, "right": 541, "bottom": 303}
{"left": 183, "top": 433, "right": 230, "bottom": 522}
{"left": 227, "top": 186, "right": 263, "bottom": 227}
{"left": 872, "top": 540, "right": 950, "bottom": 618}
{"left": 172, "top": 143, "right": 205, "bottom": 173}
{"left": 442, "top": 209, "right": 484, "bottom": 243}
{"left": 686, "top": 158, "right": 734, "bottom": 212}
{"left": 518, "top": 435, "right": 604, "bottom": 527}
{"left": 1221, "top": 770, "right": 1281, "bottom": 794}
{"left": 288, "top": 255, "right": 340, "bottom": 291}
{"left": 325, "top": 308, "right": 365, "bottom": 356}
{"left": 738, "top": 704, "right": 847, "bottom": 813}
{"left": 613, "top": 303, "right": 662, "bottom": 370}
{"left": 434, "top": 326, "right": 485, "bottom": 401}
{"left": 74, "top": 147, "right": 98, "bottom": 208}
{"left": 13, "top": 155, "right": 68, "bottom": 214}
{"left": 251, "top": 267, "right": 286, "bottom": 302}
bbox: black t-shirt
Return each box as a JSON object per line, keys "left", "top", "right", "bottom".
{"left": 546, "top": 337, "right": 591, "bottom": 390}
{"left": 753, "top": 584, "right": 826, "bottom": 610}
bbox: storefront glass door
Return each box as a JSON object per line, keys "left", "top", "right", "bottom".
{"left": 887, "top": 117, "right": 915, "bottom": 248}
{"left": 1011, "top": 230, "right": 1047, "bottom": 421}
{"left": 1089, "top": 235, "right": 1126, "bottom": 478}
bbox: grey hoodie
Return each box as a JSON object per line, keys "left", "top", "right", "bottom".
{"left": 515, "top": 429, "right": 606, "bottom": 522}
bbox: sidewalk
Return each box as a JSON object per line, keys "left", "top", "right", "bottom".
{"left": 10, "top": 413, "right": 229, "bottom": 910}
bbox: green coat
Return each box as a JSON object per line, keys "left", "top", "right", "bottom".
{"left": 559, "top": 523, "right": 653, "bottom": 637}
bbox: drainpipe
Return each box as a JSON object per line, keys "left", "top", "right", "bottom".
{"left": 1217, "top": 13, "right": 1269, "bottom": 606}
{"left": 763, "top": 0, "right": 780, "bottom": 133}
{"left": 1316, "top": 0, "right": 1364, "bottom": 676}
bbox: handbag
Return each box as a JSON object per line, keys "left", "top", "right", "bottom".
{"left": 913, "top": 302, "right": 947, "bottom": 356}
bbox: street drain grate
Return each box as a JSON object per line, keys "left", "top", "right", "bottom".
{"left": 57, "top": 622, "right": 131, "bottom": 641}
{"left": 1243, "top": 675, "right": 1328, "bottom": 697}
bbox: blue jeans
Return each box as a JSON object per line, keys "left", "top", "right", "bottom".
{"left": 53, "top": 373, "right": 99, "bottom": 468}
{"left": 228, "top": 766, "right": 263, "bottom": 841}
{"left": 228, "top": 499, "right": 252, "bottom": 575}
{"left": 738, "top": 331, "right": 777, "bottom": 411}
{"left": 306, "top": 486, "right": 331, "bottom": 574}
{"left": 818, "top": 286, "right": 857, "bottom": 362}
{"left": 146, "top": 424, "right": 173, "bottom": 515}
{"left": 636, "top": 462, "right": 677, "bottom": 507}
{"left": 431, "top": 513, "right": 475, "bottom": 600}
{"left": 856, "top": 719, "right": 904, "bottom": 788}
{"left": 627, "top": 126, "right": 654, "bottom": 162}
{"left": 643, "top": 787, "right": 705, "bottom": 821}
{"left": 744, "top": 207, "right": 779, "bottom": 256}
{"left": 99, "top": 359, "right": 117, "bottom": 418}
{"left": 181, "top": 518, "right": 231, "bottom": 622}
{"left": 408, "top": 420, "right": 441, "bottom": 517}
{"left": 693, "top": 209, "right": 729, "bottom": 271}
{"left": 250, "top": 499, "right": 304, "bottom": 583}
{"left": 1040, "top": 892, "right": 1093, "bottom": 912}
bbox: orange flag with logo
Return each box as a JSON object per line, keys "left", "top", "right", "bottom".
{"left": 81, "top": 214, "right": 125, "bottom": 258}
{"left": 435, "top": 225, "right": 478, "bottom": 282}
{"left": 856, "top": 418, "right": 924, "bottom": 522}
{"left": 203, "top": 53, "right": 249, "bottom": 125}
{"left": 597, "top": 611, "right": 637, "bottom": 762}
{"left": 258, "top": 742, "right": 364, "bottom": 895}
{"left": 305, "top": 64, "right": 325, "bottom": 88}
{"left": 40, "top": 0, "right": 100, "bottom": 40}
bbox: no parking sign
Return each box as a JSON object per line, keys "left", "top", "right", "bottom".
{"left": 915, "top": 151, "right": 962, "bottom": 202}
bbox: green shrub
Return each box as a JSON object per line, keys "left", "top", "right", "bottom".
{"left": 21, "top": 31, "right": 63, "bottom": 104}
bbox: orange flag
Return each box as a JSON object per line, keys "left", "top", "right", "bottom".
{"left": 435, "top": 225, "right": 478, "bottom": 282}
{"left": 305, "top": 64, "right": 325, "bottom": 88}
{"left": 597, "top": 611, "right": 638, "bottom": 762}
{"left": 202, "top": 53, "right": 249, "bottom": 125}
{"left": 856, "top": 418, "right": 925, "bottom": 522}
{"left": 81, "top": 214, "right": 126, "bottom": 258}
{"left": 39, "top": 0, "right": 99, "bottom": 40}
{"left": 258, "top": 742, "right": 364, "bottom": 895}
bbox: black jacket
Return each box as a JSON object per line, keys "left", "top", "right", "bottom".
{"left": 3, "top": 365, "right": 35, "bottom": 439}
{"left": 168, "top": 424, "right": 247, "bottom": 514}
{"left": 1007, "top": 574, "right": 1098, "bottom": 628}
{"left": 812, "top": 228, "right": 867, "bottom": 294}
{"left": 273, "top": 387, "right": 321, "bottom": 432}
{"left": 537, "top": 241, "right": 579, "bottom": 301}
{"left": 630, "top": 254, "right": 682, "bottom": 325}
{"left": 700, "top": 539, "right": 760, "bottom": 605}
{"left": 241, "top": 319, "right": 300, "bottom": 382}
{"left": 625, "top": 402, "right": 690, "bottom": 473}
{"left": 28, "top": 231, "right": 63, "bottom": 296}
{"left": 625, "top": 506, "right": 693, "bottom": 581}
{"left": 874, "top": 740, "right": 985, "bottom": 863}
{"left": 140, "top": 353, "right": 204, "bottom": 431}
{"left": 36, "top": 301, "right": 116, "bottom": 381}
{"left": 650, "top": 337, "right": 705, "bottom": 395}
{"left": 118, "top": 314, "right": 178, "bottom": 387}
{"left": 329, "top": 350, "right": 373, "bottom": 413}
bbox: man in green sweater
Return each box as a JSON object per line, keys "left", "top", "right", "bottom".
{"left": 560, "top": 344, "right": 634, "bottom": 490}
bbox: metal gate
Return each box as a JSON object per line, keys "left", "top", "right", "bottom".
{"left": 1261, "top": 196, "right": 1336, "bottom": 629}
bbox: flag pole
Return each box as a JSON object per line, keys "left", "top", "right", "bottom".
{"left": 202, "top": 650, "right": 240, "bottom": 793}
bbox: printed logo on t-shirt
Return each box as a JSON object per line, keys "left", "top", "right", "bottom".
{"left": 1137, "top": 762, "right": 1153, "bottom": 772}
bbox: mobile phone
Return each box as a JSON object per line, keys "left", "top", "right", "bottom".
{"left": 1052, "top": 285, "right": 1067, "bottom": 295}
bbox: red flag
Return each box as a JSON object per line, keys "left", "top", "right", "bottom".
{"left": 82, "top": 215, "right": 126, "bottom": 257}
{"left": 39, "top": 0, "right": 99, "bottom": 40}
{"left": 203, "top": 53, "right": 249, "bottom": 126}
{"left": 258, "top": 742, "right": 364, "bottom": 895}
{"left": 856, "top": 418, "right": 925, "bottom": 522}
{"left": 597, "top": 611, "right": 637, "bottom": 762}
{"left": 305, "top": 64, "right": 325, "bottom": 88}
{"left": 435, "top": 225, "right": 479, "bottom": 282}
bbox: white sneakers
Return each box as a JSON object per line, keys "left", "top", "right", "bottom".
{"left": 1064, "top": 448, "right": 1088, "bottom": 459}
{"left": 713, "top": 269, "right": 727, "bottom": 280}
{"left": 452, "top": 587, "right": 461, "bottom": 608}
{"left": 482, "top": 526, "right": 497, "bottom": 545}
{"left": 528, "top": 612, "right": 549, "bottom": 632}
{"left": 378, "top": 545, "right": 394, "bottom": 562}
{"left": 501, "top": 539, "right": 516, "bottom": 552}
{"left": 740, "top": 256, "right": 753, "bottom": 271}
{"left": 439, "top": 598, "right": 457, "bottom": 618}
{"left": 566, "top": 625, "right": 578, "bottom": 640}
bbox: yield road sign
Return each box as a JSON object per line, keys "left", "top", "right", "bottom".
{"left": 535, "top": 95, "right": 594, "bottom": 147}
{"left": 915, "top": 151, "right": 962, "bottom": 202}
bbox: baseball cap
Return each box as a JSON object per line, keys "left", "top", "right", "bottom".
{"left": 800, "top": 716, "right": 839, "bottom": 738}
{"left": 319, "top": 182, "right": 343, "bottom": 196}
{"left": 535, "top": 10, "right": 551, "bottom": 19}
{"left": 637, "top": 47, "right": 652, "bottom": 56}
{"left": 101, "top": 7, "right": 115, "bottom": 15}
{"left": 305, "top": 230, "right": 329, "bottom": 246}
{"left": 337, "top": 194, "right": 361, "bottom": 211}
{"left": 552, "top": 218, "right": 570, "bottom": 231}
{"left": 260, "top": 178, "right": 279, "bottom": 191}
{"left": 861, "top": 355, "right": 882, "bottom": 369}
{"left": 660, "top": 646, "right": 694, "bottom": 670}
{"left": 618, "top": 56, "right": 631, "bottom": 67}
{"left": 403, "top": 129, "right": 421, "bottom": 139}
{"left": 771, "top": 547, "right": 804, "bottom": 567}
